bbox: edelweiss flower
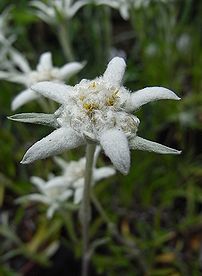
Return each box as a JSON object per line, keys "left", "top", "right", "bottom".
{"left": 31, "top": 0, "right": 91, "bottom": 24}
{"left": 0, "top": 50, "right": 84, "bottom": 110}
{"left": 10, "top": 56, "right": 181, "bottom": 174}
{"left": 17, "top": 155, "right": 115, "bottom": 218}
{"left": 17, "top": 175, "right": 73, "bottom": 219}
{"left": 54, "top": 155, "right": 115, "bottom": 204}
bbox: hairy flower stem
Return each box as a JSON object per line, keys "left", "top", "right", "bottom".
{"left": 57, "top": 20, "right": 74, "bottom": 62}
{"left": 80, "top": 142, "right": 96, "bottom": 276}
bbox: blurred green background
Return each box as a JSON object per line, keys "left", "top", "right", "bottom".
{"left": 0, "top": 0, "right": 202, "bottom": 275}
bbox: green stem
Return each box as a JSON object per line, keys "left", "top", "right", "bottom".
{"left": 57, "top": 20, "right": 74, "bottom": 62}
{"left": 80, "top": 142, "right": 96, "bottom": 276}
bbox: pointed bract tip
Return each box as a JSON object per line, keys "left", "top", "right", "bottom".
{"left": 169, "top": 149, "right": 182, "bottom": 155}
{"left": 20, "top": 156, "right": 31, "bottom": 164}
{"left": 7, "top": 115, "right": 20, "bottom": 121}
{"left": 7, "top": 115, "right": 18, "bottom": 121}
{"left": 7, "top": 114, "right": 19, "bottom": 121}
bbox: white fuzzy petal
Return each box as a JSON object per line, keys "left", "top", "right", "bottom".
{"left": 58, "top": 190, "right": 73, "bottom": 202}
{"left": 47, "top": 204, "right": 59, "bottom": 219}
{"left": 126, "top": 87, "right": 181, "bottom": 112}
{"left": 96, "top": 0, "right": 118, "bottom": 9}
{"left": 0, "top": 71, "right": 10, "bottom": 79}
{"left": 37, "top": 52, "right": 53, "bottom": 71}
{"left": 11, "top": 89, "right": 39, "bottom": 110}
{"left": 94, "top": 167, "right": 116, "bottom": 181}
{"left": 30, "top": 1, "right": 49, "bottom": 14}
{"left": 73, "top": 179, "right": 84, "bottom": 189}
{"left": 103, "top": 57, "right": 126, "bottom": 87}
{"left": 130, "top": 136, "right": 181, "bottom": 154}
{"left": 53, "top": 156, "right": 69, "bottom": 171}
{"left": 21, "top": 127, "right": 84, "bottom": 164}
{"left": 30, "top": 176, "right": 46, "bottom": 186}
{"left": 10, "top": 50, "right": 31, "bottom": 73}
{"left": 6, "top": 74, "right": 28, "bottom": 85}
{"left": 100, "top": 128, "right": 130, "bottom": 175}
{"left": 120, "top": 5, "right": 129, "bottom": 20}
{"left": 16, "top": 194, "right": 49, "bottom": 204}
{"left": 45, "top": 177, "right": 67, "bottom": 189}
{"left": 68, "top": 0, "right": 90, "bottom": 17}
{"left": 30, "top": 176, "right": 46, "bottom": 192}
{"left": 31, "top": 81, "right": 72, "bottom": 104}
{"left": 34, "top": 10, "right": 53, "bottom": 24}
{"left": 59, "top": 62, "right": 84, "bottom": 80}
{"left": 74, "top": 187, "right": 83, "bottom": 204}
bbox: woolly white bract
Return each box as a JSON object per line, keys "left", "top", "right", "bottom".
{"left": 17, "top": 156, "right": 115, "bottom": 218}
{"left": 0, "top": 50, "right": 84, "bottom": 110}
{"left": 10, "top": 56, "right": 181, "bottom": 174}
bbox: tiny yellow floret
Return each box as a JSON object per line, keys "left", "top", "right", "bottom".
{"left": 83, "top": 102, "right": 98, "bottom": 112}
{"left": 88, "top": 81, "right": 97, "bottom": 89}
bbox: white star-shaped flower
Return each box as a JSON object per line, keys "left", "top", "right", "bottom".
{"left": 31, "top": 0, "right": 91, "bottom": 24}
{"left": 17, "top": 175, "right": 73, "bottom": 219}
{"left": 54, "top": 155, "right": 115, "bottom": 204}
{"left": 10, "top": 56, "right": 181, "bottom": 174}
{"left": 17, "top": 155, "right": 115, "bottom": 218}
{"left": 0, "top": 50, "right": 84, "bottom": 110}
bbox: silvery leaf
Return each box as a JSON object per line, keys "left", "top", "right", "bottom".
{"left": 8, "top": 113, "right": 59, "bottom": 128}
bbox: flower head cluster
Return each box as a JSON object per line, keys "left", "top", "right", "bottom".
{"left": 31, "top": 0, "right": 91, "bottom": 24}
{"left": 10, "top": 56, "right": 181, "bottom": 174}
{"left": 17, "top": 155, "right": 115, "bottom": 218}
{"left": 0, "top": 50, "right": 84, "bottom": 110}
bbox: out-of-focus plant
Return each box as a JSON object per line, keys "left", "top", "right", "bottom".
{"left": 0, "top": 50, "right": 85, "bottom": 110}
{"left": 31, "top": 0, "right": 92, "bottom": 61}
{"left": 17, "top": 154, "right": 115, "bottom": 218}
